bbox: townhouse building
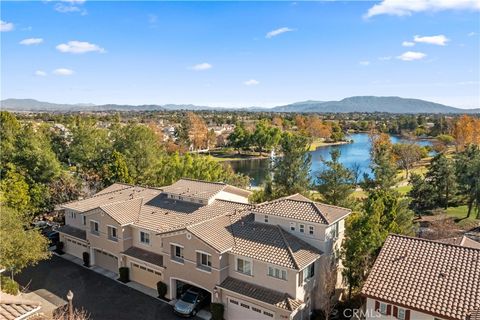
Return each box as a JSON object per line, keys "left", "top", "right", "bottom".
{"left": 58, "top": 179, "right": 351, "bottom": 320}
{"left": 362, "top": 234, "right": 480, "bottom": 320}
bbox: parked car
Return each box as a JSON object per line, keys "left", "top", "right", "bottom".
{"left": 173, "top": 288, "right": 208, "bottom": 317}
{"left": 46, "top": 231, "right": 60, "bottom": 246}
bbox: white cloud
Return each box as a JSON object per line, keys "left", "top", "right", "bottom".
{"left": 414, "top": 34, "right": 449, "bottom": 45}
{"left": 266, "top": 27, "right": 295, "bottom": 39}
{"left": 402, "top": 41, "right": 415, "bottom": 47}
{"left": 0, "top": 20, "right": 14, "bottom": 32}
{"left": 20, "top": 38, "right": 44, "bottom": 45}
{"left": 244, "top": 79, "right": 260, "bottom": 86}
{"left": 468, "top": 31, "right": 477, "bottom": 36}
{"left": 35, "top": 70, "right": 47, "bottom": 77}
{"left": 53, "top": 68, "right": 74, "bottom": 76}
{"left": 364, "top": 0, "right": 480, "bottom": 18}
{"left": 190, "top": 63, "right": 212, "bottom": 71}
{"left": 359, "top": 61, "right": 371, "bottom": 66}
{"left": 56, "top": 41, "right": 105, "bottom": 54}
{"left": 397, "top": 51, "right": 427, "bottom": 61}
{"left": 54, "top": 0, "right": 87, "bottom": 15}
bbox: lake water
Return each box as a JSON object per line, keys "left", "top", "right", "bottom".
{"left": 227, "top": 133, "right": 433, "bottom": 186}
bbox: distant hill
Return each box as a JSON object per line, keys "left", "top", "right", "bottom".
{"left": 273, "top": 96, "right": 480, "bottom": 114}
{"left": 1, "top": 97, "right": 479, "bottom": 114}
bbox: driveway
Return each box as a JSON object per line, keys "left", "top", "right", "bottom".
{"left": 16, "top": 255, "right": 183, "bottom": 320}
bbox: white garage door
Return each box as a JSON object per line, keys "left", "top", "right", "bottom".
{"left": 226, "top": 297, "right": 274, "bottom": 320}
{"left": 64, "top": 237, "right": 88, "bottom": 259}
{"left": 130, "top": 262, "right": 162, "bottom": 289}
{"left": 94, "top": 249, "right": 118, "bottom": 273}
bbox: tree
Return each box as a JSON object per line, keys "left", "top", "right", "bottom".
{"left": 207, "top": 129, "right": 217, "bottom": 149}
{"left": 393, "top": 143, "right": 422, "bottom": 179}
{"left": 0, "top": 206, "right": 51, "bottom": 278}
{"left": 228, "top": 122, "right": 249, "bottom": 154}
{"left": 0, "top": 111, "right": 21, "bottom": 167}
{"left": 427, "top": 153, "right": 457, "bottom": 210}
{"left": 408, "top": 173, "right": 437, "bottom": 213}
{"left": 186, "top": 112, "right": 208, "bottom": 150}
{"left": 363, "top": 133, "right": 397, "bottom": 191}
{"left": 102, "top": 151, "right": 133, "bottom": 186}
{"left": 317, "top": 256, "right": 338, "bottom": 320}
{"left": 453, "top": 115, "right": 480, "bottom": 151}
{"left": 0, "top": 164, "right": 31, "bottom": 213}
{"left": 316, "top": 149, "right": 355, "bottom": 208}
{"left": 273, "top": 132, "right": 312, "bottom": 197}
{"left": 306, "top": 116, "right": 331, "bottom": 139}
{"left": 455, "top": 145, "right": 480, "bottom": 218}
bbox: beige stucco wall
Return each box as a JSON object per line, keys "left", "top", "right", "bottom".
{"left": 161, "top": 232, "right": 225, "bottom": 299}
{"left": 215, "top": 191, "right": 249, "bottom": 204}
{"left": 64, "top": 208, "right": 86, "bottom": 230}
{"left": 86, "top": 209, "right": 124, "bottom": 256}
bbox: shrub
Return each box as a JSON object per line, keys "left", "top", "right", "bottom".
{"left": 118, "top": 267, "right": 129, "bottom": 283}
{"left": 0, "top": 276, "right": 19, "bottom": 295}
{"left": 156, "top": 281, "right": 167, "bottom": 299}
{"left": 82, "top": 252, "right": 90, "bottom": 267}
{"left": 210, "top": 303, "right": 224, "bottom": 320}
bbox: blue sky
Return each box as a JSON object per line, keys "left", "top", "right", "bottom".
{"left": 1, "top": 0, "right": 479, "bottom": 108}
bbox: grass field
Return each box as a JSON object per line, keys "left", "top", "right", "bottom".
{"left": 445, "top": 205, "right": 480, "bottom": 229}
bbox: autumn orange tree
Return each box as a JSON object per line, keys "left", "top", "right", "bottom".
{"left": 186, "top": 112, "right": 208, "bottom": 150}
{"left": 453, "top": 115, "right": 480, "bottom": 151}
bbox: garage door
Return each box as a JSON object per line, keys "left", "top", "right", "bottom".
{"left": 94, "top": 249, "right": 118, "bottom": 273}
{"left": 226, "top": 297, "right": 274, "bottom": 320}
{"left": 64, "top": 237, "right": 88, "bottom": 259}
{"left": 130, "top": 262, "right": 162, "bottom": 289}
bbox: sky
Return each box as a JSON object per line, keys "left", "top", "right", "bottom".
{"left": 1, "top": 0, "right": 480, "bottom": 109}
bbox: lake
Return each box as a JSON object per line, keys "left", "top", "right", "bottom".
{"left": 227, "top": 133, "right": 433, "bottom": 186}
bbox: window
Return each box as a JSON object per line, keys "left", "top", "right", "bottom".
{"left": 331, "top": 222, "right": 339, "bottom": 238}
{"left": 108, "top": 226, "right": 118, "bottom": 241}
{"left": 236, "top": 257, "right": 252, "bottom": 275}
{"left": 299, "top": 224, "right": 305, "bottom": 233}
{"left": 82, "top": 216, "right": 86, "bottom": 225}
{"left": 71, "top": 212, "right": 77, "bottom": 219}
{"left": 268, "top": 266, "right": 287, "bottom": 280}
{"left": 90, "top": 221, "right": 99, "bottom": 235}
{"left": 300, "top": 263, "right": 315, "bottom": 285}
{"left": 171, "top": 244, "right": 184, "bottom": 263}
{"left": 240, "top": 303, "right": 250, "bottom": 309}
{"left": 140, "top": 231, "right": 150, "bottom": 245}
{"left": 309, "top": 226, "right": 314, "bottom": 235}
{"left": 398, "top": 308, "right": 406, "bottom": 320}
{"left": 290, "top": 222, "right": 296, "bottom": 231}
{"left": 263, "top": 311, "right": 274, "bottom": 317}
{"left": 264, "top": 215, "right": 269, "bottom": 223}
{"left": 197, "top": 251, "right": 212, "bottom": 271}
{"left": 379, "top": 303, "right": 387, "bottom": 315}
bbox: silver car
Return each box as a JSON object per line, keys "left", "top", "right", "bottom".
{"left": 173, "top": 289, "right": 207, "bottom": 317}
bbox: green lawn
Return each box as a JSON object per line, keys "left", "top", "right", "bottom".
{"left": 445, "top": 205, "right": 480, "bottom": 229}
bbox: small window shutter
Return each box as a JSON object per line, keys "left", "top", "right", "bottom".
{"left": 393, "top": 306, "right": 398, "bottom": 317}
{"left": 405, "top": 310, "right": 411, "bottom": 320}
{"left": 386, "top": 305, "right": 391, "bottom": 315}
{"left": 375, "top": 301, "right": 380, "bottom": 311}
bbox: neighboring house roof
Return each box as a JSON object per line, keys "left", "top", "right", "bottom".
{"left": 0, "top": 293, "right": 41, "bottom": 320}
{"left": 252, "top": 194, "right": 351, "bottom": 225}
{"left": 57, "top": 225, "right": 86, "bottom": 241}
{"left": 94, "top": 183, "right": 133, "bottom": 195}
{"left": 219, "top": 277, "right": 303, "bottom": 311}
{"left": 187, "top": 212, "right": 322, "bottom": 269}
{"left": 123, "top": 246, "right": 164, "bottom": 267}
{"left": 362, "top": 234, "right": 480, "bottom": 320}
{"left": 437, "top": 236, "right": 480, "bottom": 250}
{"left": 161, "top": 178, "right": 251, "bottom": 200}
{"left": 96, "top": 197, "right": 144, "bottom": 226}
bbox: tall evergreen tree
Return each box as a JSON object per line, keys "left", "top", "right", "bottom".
{"left": 455, "top": 145, "right": 480, "bottom": 218}
{"left": 427, "top": 153, "right": 457, "bottom": 210}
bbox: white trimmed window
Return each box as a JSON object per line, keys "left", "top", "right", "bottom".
{"left": 171, "top": 244, "right": 184, "bottom": 262}
{"left": 236, "top": 257, "right": 252, "bottom": 275}
{"left": 290, "top": 222, "right": 296, "bottom": 231}
{"left": 309, "top": 225, "right": 314, "bottom": 235}
{"left": 398, "top": 308, "right": 406, "bottom": 320}
{"left": 90, "top": 220, "right": 99, "bottom": 235}
{"left": 264, "top": 215, "right": 269, "bottom": 223}
{"left": 268, "top": 266, "right": 287, "bottom": 280}
{"left": 379, "top": 302, "right": 387, "bottom": 315}
{"left": 140, "top": 231, "right": 150, "bottom": 245}
{"left": 299, "top": 224, "right": 305, "bottom": 233}
{"left": 108, "top": 226, "right": 118, "bottom": 241}
{"left": 197, "top": 251, "right": 212, "bottom": 271}
{"left": 299, "top": 263, "right": 315, "bottom": 285}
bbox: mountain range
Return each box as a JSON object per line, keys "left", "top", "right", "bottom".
{"left": 1, "top": 97, "right": 479, "bottom": 114}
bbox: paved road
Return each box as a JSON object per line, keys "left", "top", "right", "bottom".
{"left": 16, "top": 255, "right": 182, "bottom": 320}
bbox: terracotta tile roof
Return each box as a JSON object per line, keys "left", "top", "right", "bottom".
{"left": 219, "top": 277, "right": 303, "bottom": 311}
{"left": 437, "top": 236, "right": 480, "bottom": 250}
{"left": 123, "top": 246, "right": 164, "bottom": 267}
{"left": 160, "top": 178, "right": 239, "bottom": 200}
{"left": 97, "top": 197, "right": 144, "bottom": 226}
{"left": 57, "top": 225, "right": 86, "bottom": 241}
{"left": 362, "top": 234, "right": 480, "bottom": 320}
{"left": 94, "top": 183, "right": 133, "bottom": 195}
{"left": 0, "top": 293, "right": 41, "bottom": 320}
{"left": 252, "top": 194, "right": 351, "bottom": 225}
{"left": 61, "top": 185, "right": 161, "bottom": 212}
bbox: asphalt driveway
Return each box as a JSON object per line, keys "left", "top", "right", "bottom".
{"left": 16, "top": 255, "right": 183, "bottom": 320}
